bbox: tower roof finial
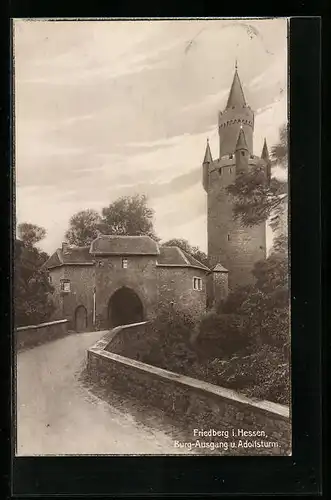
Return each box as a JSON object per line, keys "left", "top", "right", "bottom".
{"left": 235, "top": 58, "right": 238, "bottom": 70}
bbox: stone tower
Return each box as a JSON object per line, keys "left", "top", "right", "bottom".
{"left": 202, "top": 66, "right": 270, "bottom": 290}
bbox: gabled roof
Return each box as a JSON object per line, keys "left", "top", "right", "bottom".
{"left": 203, "top": 139, "right": 213, "bottom": 164}
{"left": 226, "top": 69, "right": 246, "bottom": 109}
{"left": 157, "top": 246, "right": 210, "bottom": 271}
{"left": 90, "top": 235, "right": 160, "bottom": 255}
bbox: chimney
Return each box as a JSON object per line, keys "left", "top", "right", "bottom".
{"left": 62, "top": 241, "right": 69, "bottom": 253}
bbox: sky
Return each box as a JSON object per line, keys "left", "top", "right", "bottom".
{"left": 14, "top": 18, "right": 288, "bottom": 254}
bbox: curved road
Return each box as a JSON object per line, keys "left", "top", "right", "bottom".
{"left": 16, "top": 330, "right": 190, "bottom": 455}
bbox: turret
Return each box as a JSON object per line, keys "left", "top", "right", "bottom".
{"left": 235, "top": 127, "right": 249, "bottom": 174}
{"left": 202, "top": 138, "right": 213, "bottom": 192}
{"left": 261, "top": 137, "right": 271, "bottom": 184}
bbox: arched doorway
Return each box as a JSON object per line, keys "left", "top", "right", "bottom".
{"left": 75, "top": 305, "right": 88, "bottom": 332}
{"left": 108, "top": 287, "right": 144, "bottom": 328}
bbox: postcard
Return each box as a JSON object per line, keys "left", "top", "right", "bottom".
{"left": 13, "top": 17, "right": 290, "bottom": 456}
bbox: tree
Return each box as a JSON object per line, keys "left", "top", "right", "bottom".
{"left": 17, "top": 222, "right": 46, "bottom": 247}
{"left": 161, "top": 238, "right": 209, "bottom": 267}
{"left": 64, "top": 195, "right": 158, "bottom": 246}
{"left": 14, "top": 225, "right": 54, "bottom": 327}
{"left": 65, "top": 209, "right": 102, "bottom": 246}
{"left": 100, "top": 194, "right": 158, "bottom": 240}
{"left": 227, "top": 124, "right": 288, "bottom": 232}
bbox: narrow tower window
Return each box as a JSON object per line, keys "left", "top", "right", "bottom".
{"left": 219, "top": 168, "right": 222, "bottom": 175}
{"left": 227, "top": 234, "right": 230, "bottom": 241}
{"left": 122, "top": 257, "right": 128, "bottom": 269}
{"left": 241, "top": 151, "right": 245, "bottom": 156}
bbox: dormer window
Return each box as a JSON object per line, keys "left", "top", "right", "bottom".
{"left": 122, "top": 257, "right": 128, "bottom": 269}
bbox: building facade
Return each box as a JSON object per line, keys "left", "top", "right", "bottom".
{"left": 202, "top": 66, "right": 271, "bottom": 290}
{"left": 44, "top": 235, "right": 212, "bottom": 332}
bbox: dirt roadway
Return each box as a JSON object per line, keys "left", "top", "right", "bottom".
{"left": 16, "top": 330, "right": 192, "bottom": 456}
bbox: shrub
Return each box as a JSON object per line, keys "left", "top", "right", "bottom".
{"left": 194, "top": 311, "right": 250, "bottom": 359}
{"left": 214, "top": 346, "right": 290, "bottom": 405}
{"left": 140, "top": 308, "right": 198, "bottom": 374}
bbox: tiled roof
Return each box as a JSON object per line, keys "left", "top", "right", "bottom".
{"left": 157, "top": 246, "right": 210, "bottom": 271}
{"left": 42, "top": 251, "right": 62, "bottom": 270}
{"left": 90, "top": 235, "right": 160, "bottom": 255}
{"left": 213, "top": 263, "right": 228, "bottom": 272}
{"left": 203, "top": 139, "right": 213, "bottom": 164}
{"left": 181, "top": 249, "right": 210, "bottom": 271}
{"left": 43, "top": 246, "right": 93, "bottom": 269}
{"left": 226, "top": 69, "right": 246, "bottom": 109}
{"left": 60, "top": 246, "right": 93, "bottom": 264}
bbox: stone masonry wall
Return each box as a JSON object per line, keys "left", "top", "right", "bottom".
{"left": 156, "top": 266, "right": 207, "bottom": 319}
{"left": 95, "top": 255, "right": 158, "bottom": 330}
{"left": 87, "top": 346, "right": 291, "bottom": 456}
{"left": 62, "top": 265, "right": 96, "bottom": 330}
{"left": 104, "top": 322, "right": 150, "bottom": 361}
{"left": 207, "top": 158, "right": 266, "bottom": 290}
{"left": 16, "top": 319, "right": 69, "bottom": 351}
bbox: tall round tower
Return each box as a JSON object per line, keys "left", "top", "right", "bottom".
{"left": 202, "top": 66, "right": 269, "bottom": 291}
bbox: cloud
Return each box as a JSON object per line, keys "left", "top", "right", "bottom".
{"left": 14, "top": 19, "right": 287, "bottom": 254}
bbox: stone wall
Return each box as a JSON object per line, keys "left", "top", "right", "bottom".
{"left": 62, "top": 265, "right": 96, "bottom": 330}
{"left": 207, "top": 158, "right": 267, "bottom": 290}
{"left": 16, "top": 319, "right": 69, "bottom": 351}
{"left": 87, "top": 340, "right": 291, "bottom": 455}
{"left": 95, "top": 255, "right": 158, "bottom": 330}
{"left": 104, "top": 321, "right": 150, "bottom": 361}
{"left": 156, "top": 266, "right": 207, "bottom": 319}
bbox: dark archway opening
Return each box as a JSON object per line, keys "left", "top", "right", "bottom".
{"left": 108, "top": 287, "right": 144, "bottom": 328}
{"left": 75, "top": 305, "right": 88, "bottom": 332}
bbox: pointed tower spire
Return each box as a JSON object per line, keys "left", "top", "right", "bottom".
{"left": 226, "top": 67, "right": 246, "bottom": 109}
{"left": 203, "top": 138, "right": 213, "bottom": 164}
{"left": 261, "top": 138, "right": 271, "bottom": 184}
{"left": 261, "top": 137, "right": 269, "bottom": 160}
{"left": 235, "top": 126, "right": 249, "bottom": 151}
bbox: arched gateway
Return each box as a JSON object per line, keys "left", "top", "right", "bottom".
{"left": 108, "top": 287, "right": 144, "bottom": 328}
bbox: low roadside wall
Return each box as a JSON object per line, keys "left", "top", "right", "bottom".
{"left": 16, "top": 319, "right": 69, "bottom": 351}
{"left": 104, "top": 321, "right": 150, "bottom": 360}
{"left": 87, "top": 335, "right": 291, "bottom": 455}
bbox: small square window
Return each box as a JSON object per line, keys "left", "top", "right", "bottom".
{"left": 122, "top": 257, "right": 128, "bottom": 269}
{"left": 193, "top": 277, "right": 202, "bottom": 291}
{"left": 60, "top": 280, "right": 71, "bottom": 293}
{"left": 229, "top": 154, "right": 233, "bottom": 159}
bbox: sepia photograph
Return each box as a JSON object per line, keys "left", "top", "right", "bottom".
{"left": 13, "top": 17, "right": 290, "bottom": 456}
